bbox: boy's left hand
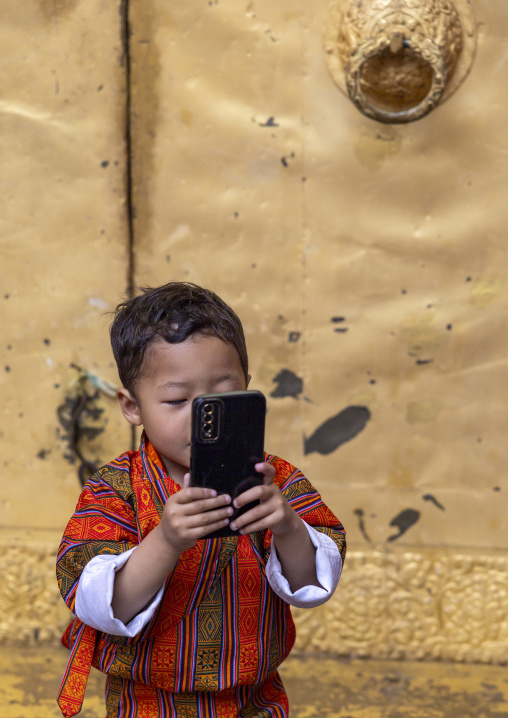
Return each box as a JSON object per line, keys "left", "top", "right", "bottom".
{"left": 230, "top": 462, "right": 300, "bottom": 536}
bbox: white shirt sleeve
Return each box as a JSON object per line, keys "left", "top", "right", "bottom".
{"left": 265, "top": 521, "right": 343, "bottom": 608}
{"left": 75, "top": 547, "right": 164, "bottom": 637}
{"left": 76, "top": 522, "right": 343, "bottom": 636}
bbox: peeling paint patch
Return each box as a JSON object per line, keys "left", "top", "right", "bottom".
{"left": 406, "top": 400, "right": 442, "bottom": 424}
{"left": 400, "top": 312, "right": 448, "bottom": 360}
{"left": 168, "top": 224, "right": 191, "bottom": 246}
{"left": 353, "top": 126, "right": 402, "bottom": 170}
{"left": 88, "top": 297, "right": 110, "bottom": 310}
{"left": 39, "top": 0, "right": 80, "bottom": 20}
{"left": 469, "top": 274, "right": 505, "bottom": 309}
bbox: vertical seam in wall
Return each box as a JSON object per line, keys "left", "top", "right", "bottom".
{"left": 120, "top": 0, "right": 135, "bottom": 301}
{"left": 120, "top": 0, "right": 137, "bottom": 451}
{"left": 300, "top": 9, "right": 308, "bottom": 470}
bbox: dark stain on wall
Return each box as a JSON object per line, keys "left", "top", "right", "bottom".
{"left": 354, "top": 508, "right": 372, "bottom": 542}
{"left": 270, "top": 369, "right": 304, "bottom": 399}
{"left": 56, "top": 392, "right": 104, "bottom": 485}
{"left": 259, "top": 116, "right": 279, "bottom": 127}
{"left": 304, "top": 406, "right": 371, "bottom": 455}
{"left": 331, "top": 316, "right": 348, "bottom": 333}
{"left": 423, "top": 493, "right": 445, "bottom": 511}
{"left": 39, "top": 0, "right": 80, "bottom": 20}
{"left": 387, "top": 508, "right": 421, "bottom": 541}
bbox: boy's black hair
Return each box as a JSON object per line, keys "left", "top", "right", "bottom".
{"left": 110, "top": 282, "right": 248, "bottom": 396}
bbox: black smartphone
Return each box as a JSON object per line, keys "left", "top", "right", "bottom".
{"left": 190, "top": 390, "right": 266, "bottom": 538}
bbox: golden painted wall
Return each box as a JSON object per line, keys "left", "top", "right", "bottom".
{"left": 0, "top": 0, "right": 131, "bottom": 641}
{"left": 1, "top": 0, "right": 507, "bottom": 663}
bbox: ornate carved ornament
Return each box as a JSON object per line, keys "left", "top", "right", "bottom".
{"left": 324, "top": 0, "right": 477, "bottom": 123}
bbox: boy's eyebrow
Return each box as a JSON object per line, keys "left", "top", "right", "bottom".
{"left": 158, "top": 381, "right": 190, "bottom": 390}
{"left": 158, "top": 375, "right": 240, "bottom": 391}
{"left": 212, "top": 373, "right": 238, "bottom": 383}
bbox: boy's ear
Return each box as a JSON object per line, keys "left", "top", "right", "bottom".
{"left": 117, "top": 387, "right": 143, "bottom": 426}
{"left": 246, "top": 373, "right": 251, "bottom": 388}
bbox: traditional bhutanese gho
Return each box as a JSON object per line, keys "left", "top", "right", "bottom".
{"left": 56, "top": 434, "right": 346, "bottom": 718}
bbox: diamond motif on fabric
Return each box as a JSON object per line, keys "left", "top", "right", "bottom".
{"left": 91, "top": 521, "right": 111, "bottom": 535}
{"left": 197, "top": 648, "right": 220, "bottom": 669}
{"left": 239, "top": 569, "right": 259, "bottom": 598}
{"left": 239, "top": 643, "right": 258, "bottom": 670}
{"left": 202, "top": 612, "right": 222, "bottom": 641}
{"left": 239, "top": 606, "right": 258, "bottom": 637}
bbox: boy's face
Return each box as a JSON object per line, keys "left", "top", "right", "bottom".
{"left": 117, "top": 334, "right": 248, "bottom": 483}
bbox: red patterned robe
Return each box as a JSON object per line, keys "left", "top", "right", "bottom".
{"left": 56, "top": 435, "right": 346, "bottom": 718}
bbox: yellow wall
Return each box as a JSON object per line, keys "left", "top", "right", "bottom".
{"left": 0, "top": 0, "right": 130, "bottom": 641}
{"left": 1, "top": 0, "right": 507, "bottom": 662}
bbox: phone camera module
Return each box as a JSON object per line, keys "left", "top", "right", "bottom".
{"left": 198, "top": 399, "right": 222, "bottom": 442}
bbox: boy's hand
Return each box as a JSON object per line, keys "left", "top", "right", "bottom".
{"left": 159, "top": 474, "right": 233, "bottom": 552}
{"left": 230, "top": 462, "right": 321, "bottom": 593}
{"left": 230, "top": 462, "right": 300, "bottom": 537}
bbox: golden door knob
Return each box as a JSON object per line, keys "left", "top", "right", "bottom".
{"left": 324, "top": 0, "right": 477, "bottom": 123}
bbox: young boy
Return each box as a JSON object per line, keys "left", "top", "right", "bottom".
{"left": 56, "top": 282, "right": 346, "bottom": 718}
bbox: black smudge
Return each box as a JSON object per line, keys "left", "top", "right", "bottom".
{"left": 354, "top": 508, "right": 372, "bottom": 543}
{"left": 422, "top": 493, "right": 445, "bottom": 511}
{"left": 259, "top": 116, "right": 279, "bottom": 127}
{"left": 270, "top": 369, "right": 303, "bottom": 399}
{"left": 387, "top": 509, "right": 421, "bottom": 542}
{"left": 304, "top": 406, "right": 371, "bottom": 455}
{"left": 56, "top": 393, "right": 105, "bottom": 485}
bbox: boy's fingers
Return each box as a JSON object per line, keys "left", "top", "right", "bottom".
{"left": 234, "top": 518, "right": 267, "bottom": 535}
{"left": 231, "top": 501, "right": 271, "bottom": 531}
{"left": 184, "top": 495, "right": 232, "bottom": 516}
{"left": 255, "top": 462, "right": 276, "bottom": 485}
{"left": 176, "top": 486, "right": 218, "bottom": 503}
{"left": 183, "top": 472, "right": 191, "bottom": 489}
{"left": 183, "top": 504, "right": 233, "bottom": 528}
{"left": 194, "top": 516, "right": 231, "bottom": 537}
{"left": 233, "top": 483, "right": 272, "bottom": 509}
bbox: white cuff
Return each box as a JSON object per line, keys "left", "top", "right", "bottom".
{"left": 75, "top": 547, "right": 164, "bottom": 637}
{"left": 265, "top": 523, "right": 343, "bottom": 608}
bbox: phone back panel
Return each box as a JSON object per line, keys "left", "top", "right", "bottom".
{"left": 190, "top": 390, "right": 266, "bottom": 538}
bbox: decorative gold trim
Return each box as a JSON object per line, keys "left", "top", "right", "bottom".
{"left": 324, "top": 0, "right": 477, "bottom": 123}
{"left": 1, "top": 541, "right": 507, "bottom": 666}
{"left": 293, "top": 548, "right": 508, "bottom": 663}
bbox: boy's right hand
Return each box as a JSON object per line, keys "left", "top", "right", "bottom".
{"left": 159, "top": 473, "right": 233, "bottom": 552}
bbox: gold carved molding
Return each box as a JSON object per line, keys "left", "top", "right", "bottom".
{"left": 0, "top": 539, "right": 71, "bottom": 644}
{"left": 324, "top": 0, "right": 477, "bottom": 123}
{"left": 294, "top": 549, "right": 508, "bottom": 663}
{"left": 1, "top": 540, "right": 507, "bottom": 665}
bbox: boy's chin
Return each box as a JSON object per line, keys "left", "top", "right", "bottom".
{"left": 161, "top": 458, "right": 189, "bottom": 480}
